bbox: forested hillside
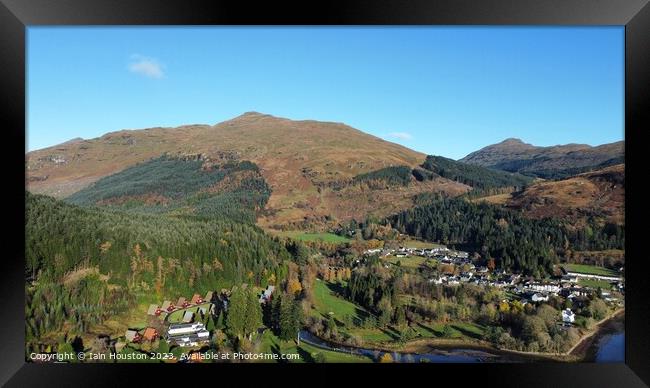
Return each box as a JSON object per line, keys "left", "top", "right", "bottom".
{"left": 25, "top": 192, "right": 292, "bottom": 343}
{"left": 388, "top": 195, "right": 624, "bottom": 277}
{"left": 66, "top": 155, "right": 270, "bottom": 223}
{"left": 352, "top": 166, "right": 413, "bottom": 187}
{"left": 419, "top": 155, "right": 533, "bottom": 190}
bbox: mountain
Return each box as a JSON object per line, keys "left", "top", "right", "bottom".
{"left": 26, "top": 112, "right": 469, "bottom": 228}
{"left": 505, "top": 164, "right": 625, "bottom": 226}
{"left": 460, "top": 138, "right": 624, "bottom": 179}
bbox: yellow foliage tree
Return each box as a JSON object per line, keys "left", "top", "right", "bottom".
{"left": 287, "top": 278, "right": 303, "bottom": 296}
{"left": 379, "top": 353, "right": 394, "bottom": 363}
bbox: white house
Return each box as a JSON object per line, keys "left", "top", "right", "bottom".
{"left": 531, "top": 293, "right": 549, "bottom": 302}
{"left": 259, "top": 285, "right": 275, "bottom": 304}
{"left": 562, "top": 309, "right": 575, "bottom": 324}
{"left": 460, "top": 273, "right": 474, "bottom": 282}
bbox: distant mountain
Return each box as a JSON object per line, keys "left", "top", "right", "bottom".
{"left": 460, "top": 138, "right": 624, "bottom": 179}
{"left": 26, "top": 112, "right": 469, "bottom": 229}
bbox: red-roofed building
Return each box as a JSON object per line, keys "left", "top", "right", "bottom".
{"left": 142, "top": 327, "right": 158, "bottom": 342}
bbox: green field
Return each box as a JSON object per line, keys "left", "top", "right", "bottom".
{"left": 579, "top": 278, "right": 615, "bottom": 290}
{"left": 413, "top": 322, "right": 485, "bottom": 340}
{"left": 312, "top": 280, "right": 370, "bottom": 324}
{"left": 563, "top": 264, "right": 619, "bottom": 277}
{"left": 276, "top": 231, "right": 351, "bottom": 244}
{"left": 166, "top": 303, "right": 212, "bottom": 323}
{"left": 258, "top": 330, "right": 372, "bottom": 363}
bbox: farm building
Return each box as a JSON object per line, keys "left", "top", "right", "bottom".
{"left": 190, "top": 294, "right": 203, "bottom": 304}
{"left": 147, "top": 304, "right": 160, "bottom": 316}
{"left": 166, "top": 323, "right": 210, "bottom": 347}
{"left": 142, "top": 327, "right": 158, "bottom": 342}
{"left": 125, "top": 329, "right": 141, "bottom": 343}
{"left": 161, "top": 301, "right": 175, "bottom": 312}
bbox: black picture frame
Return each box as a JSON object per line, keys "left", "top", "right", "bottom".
{"left": 2, "top": 0, "right": 649, "bottom": 386}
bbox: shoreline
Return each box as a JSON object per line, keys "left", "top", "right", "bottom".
{"left": 568, "top": 308, "right": 625, "bottom": 360}
{"left": 304, "top": 308, "right": 625, "bottom": 362}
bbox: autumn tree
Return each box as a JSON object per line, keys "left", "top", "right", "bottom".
{"left": 287, "top": 278, "right": 303, "bottom": 296}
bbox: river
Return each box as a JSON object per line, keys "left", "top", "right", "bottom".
{"left": 299, "top": 319, "right": 625, "bottom": 363}
{"left": 595, "top": 333, "right": 624, "bottom": 362}
{"left": 299, "top": 330, "right": 515, "bottom": 363}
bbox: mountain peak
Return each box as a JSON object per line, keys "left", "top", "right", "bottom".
{"left": 500, "top": 137, "right": 525, "bottom": 144}
{"left": 241, "top": 111, "right": 265, "bottom": 117}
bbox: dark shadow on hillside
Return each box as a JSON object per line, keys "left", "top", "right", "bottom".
{"left": 325, "top": 282, "right": 346, "bottom": 297}
{"left": 353, "top": 308, "right": 371, "bottom": 325}
{"left": 416, "top": 322, "right": 440, "bottom": 337}
{"left": 452, "top": 324, "right": 484, "bottom": 340}
{"left": 378, "top": 326, "right": 400, "bottom": 341}
{"left": 296, "top": 346, "right": 315, "bottom": 363}
{"left": 270, "top": 343, "right": 288, "bottom": 364}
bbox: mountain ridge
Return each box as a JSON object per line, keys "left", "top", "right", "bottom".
{"left": 26, "top": 112, "right": 468, "bottom": 228}
{"left": 460, "top": 138, "right": 623, "bottom": 179}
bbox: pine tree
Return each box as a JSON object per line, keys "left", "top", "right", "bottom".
{"left": 225, "top": 287, "right": 247, "bottom": 339}
{"left": 243, "top": 288, "right": 262, "bottom": 340}
{"left": 279, "top": 296, "right": 303, "bottom": 342}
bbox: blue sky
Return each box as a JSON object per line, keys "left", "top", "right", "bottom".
{"left": 27, "top": 27, "right": 624, "bottom": 159}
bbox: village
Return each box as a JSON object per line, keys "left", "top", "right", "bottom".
{"left": 364, "top": 244, "right": 625, "bottom": 326}
{"left": 107, "top": 241, "right": 623, "bottom": 361}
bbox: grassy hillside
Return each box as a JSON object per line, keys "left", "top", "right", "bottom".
{"left": 506, "top": 164, "right": 624, "bottom": 226}
{"left": 66, "top": 155, "right": 270, "bottom": 223}
{"left": 26, "top": 112, "right": 469, "bottom": 228}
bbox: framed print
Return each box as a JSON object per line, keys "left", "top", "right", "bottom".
{"left": 2, "top": 0, "right": 649, "bottom": 386}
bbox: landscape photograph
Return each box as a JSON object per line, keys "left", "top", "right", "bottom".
{"left": 25, "top": 26, "right": 625, "bottom": 363}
